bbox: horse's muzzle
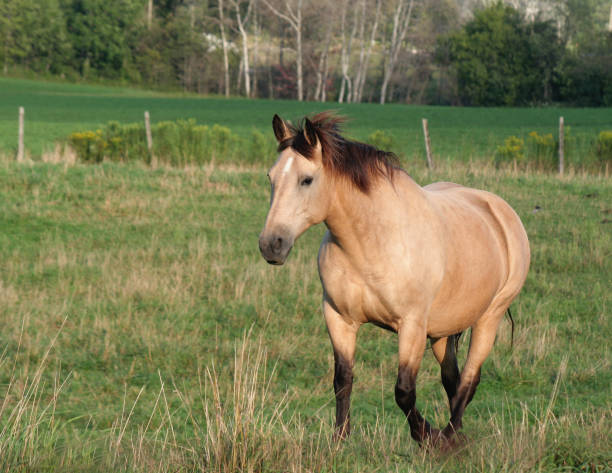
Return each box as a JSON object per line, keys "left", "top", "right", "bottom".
{"left": 259, "top": 231, "right": 293, "bottom": 265}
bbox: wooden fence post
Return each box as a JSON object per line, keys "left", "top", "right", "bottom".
{"left": 558, "top": 116, "right": 564, "bottom": 175}
{"left": 17, "top": 107, "right": 24, "bottom": 162}
{"left": 144, "top": 111, "right": 156, "bottom": 166}
{"left": 422, "top": 118, "right": 434, "bottom": 169}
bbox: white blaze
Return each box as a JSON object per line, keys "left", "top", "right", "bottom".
{"left": 282, "top": 156, "right": 294, "bottom": 174}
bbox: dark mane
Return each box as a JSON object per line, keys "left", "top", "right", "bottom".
{"left": 277, "top": 111, "right": 399, "bottom": 193}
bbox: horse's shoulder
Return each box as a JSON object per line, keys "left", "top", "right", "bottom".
{"left": 318, "top": 230, "right": 342, "bottom": 266}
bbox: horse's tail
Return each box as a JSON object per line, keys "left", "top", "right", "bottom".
{"left": 506, "top": 307, "right": 515, "bottom": 348}
{"left": 454, "top": 308, "right": 515, "bottom": 352}
{"left": 453, "top": 332, "right": 463, "bottom": 353}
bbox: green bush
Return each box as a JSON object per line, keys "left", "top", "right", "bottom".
{"left": 495, "top": 136, "right": 525, "bottom": 165}
{"left": 527, "top": 131, "right": 556, "bottom": 168}
{"left": 367, "top": 130, "right": 394, "bottom": 151}
{"left": 247, "top": 129, "right": 277, "bottom": 165}
{"left": 68, "top": 130, "right": 107, "bottom": 163}
{"left": 67, "top": 119, "right": 275, "bottom": 166}
{"left": 595, "top": 131, "right": 612, "bottom": 162}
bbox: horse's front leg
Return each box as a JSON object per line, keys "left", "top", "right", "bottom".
{"left": 323, "top": 299, "right": 359, "bottom": 441}
{"left": 395, "top": 319, "right": 437, "bottom": 443}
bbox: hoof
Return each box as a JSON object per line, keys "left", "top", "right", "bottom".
{"left": 332, "top": 428, "right": 350, "bottom": 443}
{"left": 421, "top": 429, "right": 466, "bottom": 452}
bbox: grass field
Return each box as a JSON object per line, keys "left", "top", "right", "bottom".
{"left": 1, "top": 78, "right": 611, "bottom": 170}
{"left": 0, "top": 152, "right": 610, "bottom": 471}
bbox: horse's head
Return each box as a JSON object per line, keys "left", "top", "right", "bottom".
{"left": 258, "top": 114, "right": 333, "bottom": 265}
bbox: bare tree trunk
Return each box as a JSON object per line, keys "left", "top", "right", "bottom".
{"left": 237, "top": 55, "right": 244, "bottom": 92}
{"left": 320, "top": 49, "right": 329, "bottom": 101}
{"left": 354, "top": 0, "right": 381, "bottom": 103}
{"left": 252, "top": 1, "right": 259, "bottom": 97}
{"left": 314, "top": 18, "right": 333, "bottom": 102}
{"left": 338, "top": 0, "right": 358, "bottom": 103}
{"left": 230, "top": 0, "right": 254, "bottom": 97}
{"left": 219, "top": 0, "right": 231, "bottom": 97}
{"left": 296, "top": 4, "right": 303, "bottom": 101}
{"left": 350, "top": 0, "right": 366, "bottom": 103}
{"left": 147, "top": 0, "right": 153, "bottom": 29}
{"left": 380, "top": 0, "right": 415, "bottom": 104}
{"left": 267, "top": 38, "right": 274, "bottom": 98}
{"left": 262, "top": 0, "right": 304, "bottom": 101}
{"left": 338, "top": 2, "right": 347, "bottom": 102}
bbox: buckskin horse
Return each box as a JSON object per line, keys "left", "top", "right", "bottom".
{"left": 258, "top": 112, "right": 530, "bottom": 447}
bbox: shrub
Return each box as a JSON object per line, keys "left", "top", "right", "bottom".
{"left": 247, "top": 129, "right": 276, "bottom": 165}
{"left": 68, "top": 130, "right": 107, "bottom": 163}
{"left": 210, "top": 124, "right": 235, "bottom": 160}
{"left": 66, "top": 119, "right": 256, "bottom": 166}
{"left": 527, "top": 131, "right": 556, "bottom": 168}
{"left": 595, "top": 131, "right": 612, "bottom": 163}
{"left": 495, "top": 136, "right": 525, "bottom": 165}
{"left": 367, "top": 130, "right": 394, "bottom": 151}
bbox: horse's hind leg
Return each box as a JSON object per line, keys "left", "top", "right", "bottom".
{"left": 431, "top": 336, "right": 461, "bottom": 410}
{"left": 396, "top": 320, "right": 436, "bottom": 443}
{"left": 442, "top": 312, "right": 504, "bottom": 438}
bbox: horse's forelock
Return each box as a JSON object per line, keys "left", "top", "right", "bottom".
{"left": 276, "top": 111, "right": 398, "bottom": 193}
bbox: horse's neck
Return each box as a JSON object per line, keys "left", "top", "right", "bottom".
{"left": 324, "top": 174, "right": 426, "bottom": 258}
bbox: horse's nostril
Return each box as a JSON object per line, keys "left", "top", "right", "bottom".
{"left": 273, "top": 237, "right": 283, "bottom": 252}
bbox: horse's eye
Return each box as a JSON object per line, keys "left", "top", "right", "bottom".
{"left": 300, "top": 176, "right": 313, "bottom": 186}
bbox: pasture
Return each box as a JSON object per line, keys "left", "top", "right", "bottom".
{"left": 1, "top": 78, "right": 612, "bottom": 170}
{"left": 0, "top": 152, "right": 610, "bottom": 470}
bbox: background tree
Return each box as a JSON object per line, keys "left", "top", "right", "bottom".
{"left": 262, "top": 0, "right": 304, "bottom": 101}
{"left": 379, "top": 0, "right": 416, "bottom": 104}
{"left": 229, "top": 0, "right": 255, "bottom": 97}
{"left": 351, "top": 0, "right": 382, "bottom": 103}
{"left": 441, "top": 2, "right": 559, "bottom": 105}
{"left": 217, "top": 0, "right": 232, "bottom": 97}
{"left": 61, "top": 0, "right": 142, "bottom": 79}
{"left": 0, "top": 0, "right": 71, "bottom": 74}
{"left": 1, "top": 0, "right": 610, "bottom": 106}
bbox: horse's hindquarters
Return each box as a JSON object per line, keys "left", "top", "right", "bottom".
{"left": 425, "top": 188, "right": 530, "bottom": 338}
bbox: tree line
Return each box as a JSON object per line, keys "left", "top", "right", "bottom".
{"left": 1, "top": 0, "right": 611, "bottom": 106}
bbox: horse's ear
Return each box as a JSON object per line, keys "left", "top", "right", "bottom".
{"left": 304, "top": 118, "right": 319, "bottom": 147}
{"left": 272, "top": 114, "right": 292, "bottom": 142}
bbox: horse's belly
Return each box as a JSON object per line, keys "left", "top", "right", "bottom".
{"left": 426, "top": 289, "right": 497, "bottom": 337}
{"left": 425, "top": 248, "right": 504, "bottom": 337}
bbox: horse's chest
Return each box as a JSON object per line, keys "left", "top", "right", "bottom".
{"left": 319, "top": 245, "right": 412, "bottom": 330}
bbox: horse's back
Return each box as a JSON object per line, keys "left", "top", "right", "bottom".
{"left": 424, "top": 181, "right": 463, "bottom": 192}
{"left": 426, "top": 182, "right": 529, "bottom": 275}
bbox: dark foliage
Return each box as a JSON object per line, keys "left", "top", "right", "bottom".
{"left": 437, "top": 1, "right": 610, "bottom": 106}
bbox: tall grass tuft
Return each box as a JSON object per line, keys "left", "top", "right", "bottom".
{"left": 0, "top": 319, "right": 70, "bottom": 472}
{"left": 201, "top": 331, "right": 290, "bottom": 471}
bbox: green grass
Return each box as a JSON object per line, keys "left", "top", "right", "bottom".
{"left": 1, "top": 77, "right": 612, "bottom": 170}
{"left": 0, "top": 155, "right": 610, "bottom": 471}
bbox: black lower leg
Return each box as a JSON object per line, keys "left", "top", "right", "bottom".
{"left": 333, "top": 351, "right": 353, "bottom": 439}
{"left": 444, "top": 370, "right": 480, "bottom": 437}
{"left": 395, "top": 366, "right": 431, "bottom": 442}
{"left": 440, "top": 336, "right": 461, "bottom": 406}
